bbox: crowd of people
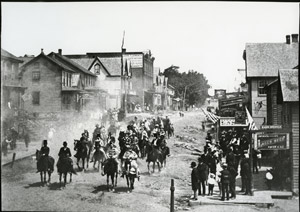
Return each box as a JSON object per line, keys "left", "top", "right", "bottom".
{"left": 190, "top": 129, "right": 254, "bottom": 201}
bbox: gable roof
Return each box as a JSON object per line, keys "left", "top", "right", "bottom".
{"left": 20, "top": 52, "right": 75, "bottom": 73}
{"left": 1, "top": 48, "right": 23, "bottom": 63}
{"left": 278, "top": 69, "right": 299, "bottom": 102}
{"left": 68, "top": 57, "right": 94, "bottom": 70}
{"left": 98, "top": 57, "right": 121, "bottom": 76}
{"left": 245, "top": 42, "right": 298, "bottom": 77}
{"left": 48, "top": 52, "right": 96, "bottom": 77}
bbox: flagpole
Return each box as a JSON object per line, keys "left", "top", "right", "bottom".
{"left": 246, "top": 107, "right": 254, "bottom": 195}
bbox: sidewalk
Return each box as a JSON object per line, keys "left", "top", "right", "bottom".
{"left": 1, "top": 139, "right": 41, "bottom": 166}
{"left": 189, "top": 166, "right": 293, "bottom": 208}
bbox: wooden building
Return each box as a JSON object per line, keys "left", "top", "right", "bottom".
{"left": 19, "top": 49, "right": 99, "bottom": 119}
{"left": 277, "top": 68, "right": 299, "bottom": 194}
{"left": 244, "top": 34, "right": 298, "bottom": 128}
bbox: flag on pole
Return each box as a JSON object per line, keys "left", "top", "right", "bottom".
{"left": 201, "top": 108, "right": 220, "bottom": 124}
{"left": 121, "top": 30, "right": 125, "bottom": 49}
{"left": 245, "top": 107, "right": 258, "bottom": 130}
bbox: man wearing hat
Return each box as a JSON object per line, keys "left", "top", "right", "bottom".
{"left": 190, "top": 161, "right": 199, "bottom": 200}
{"left": 197, "top": 157, "right": 209, "bottom": 196}
{"left": 57, "top": 141, "right": 77, "bottom": 174}
{"left": 37, "top": 140, "right": 53, "bottom": 173}
{"left": 121, "top": 145, "right": 138, "bottom": 178}
{"left": 220, "top": 163, "right": 231, "bottom": 201}
{"left": 103, "top": 137, "right": 120, "bottom": 176}
{"left": 240, "top": 152, "right": 251, "bottom": 195}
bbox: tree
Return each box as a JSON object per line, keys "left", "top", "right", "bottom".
{"left": 163, "top": 68, "right": 210, "bottom": 107}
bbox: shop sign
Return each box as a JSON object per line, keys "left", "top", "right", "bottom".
{"left": 260, "top": 125, "right": 282, "bottom": 130}
{"left": 257, "top": 133, "right": 289, "bottom": 150}
{"left": 219, "top": 117, "right": 248, "bottom": 127}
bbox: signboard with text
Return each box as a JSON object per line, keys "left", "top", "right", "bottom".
{"left": 257, "top": 132, "right": 289, "bottom": 150}
{"left": 219, "top": 117, "right": 248, "bottom": 127}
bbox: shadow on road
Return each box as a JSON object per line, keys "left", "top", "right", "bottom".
{"left": 24, "top": 182, "right": 43, "bottom": 188}
{"left": 92, "top": 185, "right": 131, "bottom": 194}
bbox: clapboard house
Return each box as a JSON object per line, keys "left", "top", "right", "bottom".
{"left": 277, "top": 68, "right": 299, "bottom": 194}
{"left": 19, "top": 49, "right": 98, "bottom": 119}
{"left": 244, "top": 34, "right": 298, "bottom": 128}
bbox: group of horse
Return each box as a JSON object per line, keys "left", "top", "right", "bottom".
{"left": 35, "top": 120, "right": 172, "bottom": 192}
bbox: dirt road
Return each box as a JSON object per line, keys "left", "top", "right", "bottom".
{"left": 1, "top": 110, "right": 298, "bottom": 212}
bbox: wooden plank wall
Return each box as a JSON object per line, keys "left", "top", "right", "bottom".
{"left": 291, "top": 103, "right": 299, "bottom": 194}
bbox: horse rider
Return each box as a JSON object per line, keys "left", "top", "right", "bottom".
{"left": 37, "top": 140, "right": 53, "bottom": 173}
{"left": 92, "top": 124, "right": 101, "bottom": 144}
{"left": 121, "top": 144, "right": 139, "bottom": 178}
{"left": 74, "top": 133, "right": 86, "bottom": 158}
{"left": 90, "top": 134, "right": 105, "bottom": 162}
{"left": 102, "top": 137, "right": 120, "bottom": 176}
{"left": 152, "top": 124, "right": 160, "bottom": 138}
{"left": 57, "top": 141, "right": 77, "bottom": 174}
{"left": 83, "top": 129, "right": 89, "bottom": 140}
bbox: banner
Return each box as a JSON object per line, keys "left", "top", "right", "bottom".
{"left": 256, "top": 132, "right": 289, "bottom": 150}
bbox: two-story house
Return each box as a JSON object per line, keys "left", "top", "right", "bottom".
{"left": 243, "top": 34, "right": 298, "bottom": 128}
{"left": 1, "top": 48, "right": 27, "bottom": 132}
{"left": 19, "top": 49, "right": 98, "bottom": 119}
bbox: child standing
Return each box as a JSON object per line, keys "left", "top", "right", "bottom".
{"left": 207, "top": 173, "right": 217, "bottom": 195}
{"left": 190, "top": 162, "right": 199, "bottom": 200}
{"left": 265, "top": 168, "right": 273, "bottom": 190}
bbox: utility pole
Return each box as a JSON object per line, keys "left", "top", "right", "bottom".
{"left": 121, "top": 31, "right": 127, "bottom": 116}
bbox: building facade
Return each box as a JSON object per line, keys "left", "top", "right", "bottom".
{"left": 244, "top": 34, "right": 298, "bottom": 128}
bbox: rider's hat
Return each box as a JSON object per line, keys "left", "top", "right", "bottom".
{"left": 96, "top": 124, "right": 99, "bottom": 127}
{"left": 43, "top": 140, "right": 47, "bottom": 145}
{"left": 63, "top": 141, "right": 67, "bottom": 146}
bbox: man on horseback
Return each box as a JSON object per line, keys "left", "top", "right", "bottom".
{"left": 90, "top": 134, "right": 105, "bottom": 162}
{"left": 102, "top": 137, "right": 120, "bottom": 176}
{"left": 121, "top": 145, "right": 140, "bottom": 179}
{"left": 37, "top": 140, "right": 53, "bottom": 173}
{"left": 57, "top": 141, "right": 77, "bottom": 174}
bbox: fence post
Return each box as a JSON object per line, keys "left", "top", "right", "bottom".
{"left": 11, "top": 152, "right": 16, "bottom": 168}
{"left": 170, "top": 179, "right": 175, "bottom": 212}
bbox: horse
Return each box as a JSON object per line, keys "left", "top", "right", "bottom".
{"left": 146, "top": 145, "right": 163, "bottom": 174}
{"left": 124, "top": 159, "right": 137, "bottom": 192}
{"left": 168, "top": 124, "right": 174, "bottom": 137}
{"left": 139, "top": 136, "right": 150, "bottom": 159}
{"left": 36, "top": 150, "right": 55, "bottom": 186}
{"left": 74, "top": 139, "right": 90, "bottom": 171}
{"left": 56, "top": 157, "right": 73, "bottom": 188}
{"left": 92, "top": 146, "right": 106, "bottom": 171}
{"left": 102, "top": 157, "right": 118, "bottom": 191}
{"left": 160, "top": 145, "right": 170, "bottom": 168}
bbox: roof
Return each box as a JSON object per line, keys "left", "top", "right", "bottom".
{"left": 68, "top": 57, "right": 94, "bottom": 70}
{"left": 48, "top": 52, "right": 96, "bottom": 77}
{"left": 98, "top": 57, "right": 121, "bottom": 76}
{"left": 278, "top": 69, "right": 299, "bottom": 102}
{"left": 20, "top": 53, "right": 75, "bottom": 73}
{"left": 1, "top": 48, "right": 23, "bottom": 63}
{"left": 245, "top": 42, "right": 298, "bottom": 77}
{"left": 18, "top": 56, "right": 35, "bottom": 65}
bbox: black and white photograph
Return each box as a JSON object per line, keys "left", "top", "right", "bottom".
{"left": 1, "top": 1, "right": 299, "bottom": 212}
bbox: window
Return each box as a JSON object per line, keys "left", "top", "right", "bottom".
{"left": 62, "top": 94, "right": 72, "bottom": 110}
{"left": 94, "top": 64, "right": 100, "bottom": 75}
{"left": 32, "top": 71, "right": 40, "bottom": 81}
{"left": 62, "top": 72, "right": 66, "bottom": 87}
{"left": 32, "top": 91, "right": 40, "bottom": 105}
{"left": 257, "top": 80, "right": 267, "bottom": 96}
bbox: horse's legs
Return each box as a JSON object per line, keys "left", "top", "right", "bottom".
{"left": 48, "top": 171, "right": 51, "bottom": 184}
{"left": 153, "top": 162, "right": 155, "bottom": 173}
{"left": 115, "top": 172, "right": 118, "bottom": 187}
{"left": 111, "top": 174, "right": 115, "bottom": 191}
{"left": 106, "top": 175, "right": 110, "bottom": 191}
{"left": 70, "top": 173, "right": 72, "bottom": 183}
{"left": 59, "top": 174, "right": 62, "bottom": 187}
{"left": 93, "top": 160, "right": 96, "bottom": 169}
{"left": 64, "top": 173, "right": 67, "bottom": 187}
{"left": 157, "top": 162, "right": 161, "bottom": 172}
{"left": 131, "top": 177, "right": 135, "bottom": 190}
{"left": 147, "top": 162, "right": 151, "bottom": 174}
{"left": 43, "top": 171, "right": 47, "bottom": 184}
{"left": 40, "top": 172, "right": 43, "bottom": 185}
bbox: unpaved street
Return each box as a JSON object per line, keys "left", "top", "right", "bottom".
{"left": 1, "top": 110, "right": 298, "bottom": 212}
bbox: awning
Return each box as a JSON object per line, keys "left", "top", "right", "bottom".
{"left": 201, "top": 108, "right": 220, "bottom": 124}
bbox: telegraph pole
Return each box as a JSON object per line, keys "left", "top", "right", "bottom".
{"left": 121, "top": 31, "right": 127, "bottom": 116}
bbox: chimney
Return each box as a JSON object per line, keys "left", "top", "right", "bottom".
{"left": 286, "top": 35, "right": 291, "bottom": 44}
{"left": 41, "top": 48, "right": 44, "bottom": 54}
{"left": 58, "top": 49, "right": 62, "bottom": 55}
{"left": 122, "top": 48, "right": 126, "bottom": 54}
{"left": 291, "top": 34, "right": 298, "bottom": 43}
